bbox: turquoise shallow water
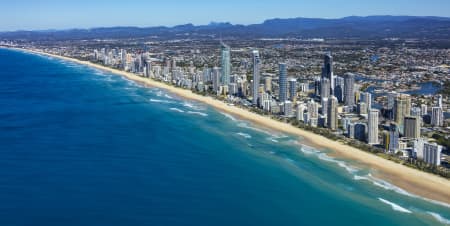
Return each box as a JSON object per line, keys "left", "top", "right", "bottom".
{"left": 0, "top": 48, "right": 448, "bottom": 226}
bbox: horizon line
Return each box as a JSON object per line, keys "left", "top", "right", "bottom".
{"left": 1, "top": 14, "right": 449, "bottom": 33}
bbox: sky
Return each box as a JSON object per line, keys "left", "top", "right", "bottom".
{"left": 1, "top": 0, "right": 449, "bottom": 31}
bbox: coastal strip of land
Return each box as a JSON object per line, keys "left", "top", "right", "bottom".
{"left": 14, "top": 47, "right": 450, "bottom": 205}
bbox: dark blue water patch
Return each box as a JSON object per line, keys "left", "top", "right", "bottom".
{"left": 403, "top": 82, "right": 441, "bottom": 96}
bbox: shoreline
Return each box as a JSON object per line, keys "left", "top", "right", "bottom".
{"left": 8, "top": 47, "right": 450, "bottom": 205}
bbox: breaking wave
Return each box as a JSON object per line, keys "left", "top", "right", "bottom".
{"left": 187, "top": 111, "right": 208, "bottom": 117}
{"left": 169, "top": 108, "right": 185, "bottom": 113}
{"left": 427, "top": 212, "right": 450, "bottom": 225}
{"left": 236, "top": 132, "right": 252, "bottom": 139}
{"left": 149, "top": 98, "right": 175, "bottom": 104}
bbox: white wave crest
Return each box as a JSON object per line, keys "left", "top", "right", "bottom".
{"left": 236, "top": 132, "right": 252, "bottom": 139}
{"left": 237, "top": 122, "right": 273, "bottom": 136}
{"left": 169, "top": 108, "right": 184, "bottom": 113}
{"left": 299, "top": 145, "right": 318, "bottom": 155}
{"left": 220, "top": 112, "right": 237, "bottom": 121}
{"left": 354, "top": 174, "right": 412, "bottom": 197}
{"left": 317, "top": 153, "right": 358, "bottom": 174}
{"left": 187, "top": 111, "right": 208, "bottom": 117}
{"left": 354, "top": 174, "right": 450, "bottom": 209}
{"left": 183, "top": 102, "right": 206, "bottom": 111}
{"left": 149, "top": 98, "right": 174, "bottom": 104}
{"left": 427, "top": 212, "right": 450, "bottom": 225}
{"left": 165, "top": 94, "right": 174, "bottom": 99}
{"left": 378, "top": 198, "right": 412, "bottom": 213}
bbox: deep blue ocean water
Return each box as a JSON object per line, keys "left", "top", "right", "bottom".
{"left": 0, "top": 48, "right": 449, "bottom": 226}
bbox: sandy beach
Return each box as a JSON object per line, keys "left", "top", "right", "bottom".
{"left": 15, "top": 48, "right": 450, "bottom": 205}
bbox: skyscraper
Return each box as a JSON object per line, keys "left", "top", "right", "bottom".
{"left": 278, "top": 63, "right": 288, "bottom": 103}
{"left": 354, "top": 123, "right": 367, "bottom": 142}
{"left": 320, "top": 78, "right": 330, "bottom": 99}
{"left": 360, "top": 92, "right": 372, "bottom": 112}
{"left": 314, "top": 76, "right": 321, "bottom": 97}
{"left": 297, "top": 103, "right": 307, "bottom": 122}
{"left": 394, "top": 94, "right": 411, "bottom": 127}
{"left": 387, "top": 91, "right": 399, "bottom": 120}
{"left": 307, "top": 99, "right": 319, "bottom": 120}
{"left": 437, "top": 94, "right": 443, "bottom": 108}
{"left": 431, "top": 107, "right": 444, "bottom": 127}
{"left": 334, "top": 76, "right": 344, "bottom": 102}
{"left": 283, "top": 101, "right": 293, "bottom": 117}
{"left": 321, "top": 97, "right": 329, "bottom": 118}
{"left": 327, "top": 96, "right": 338, "bottom": 130}
{"left": 212, "top": 67, "right": 221, "bottom": 93}
{"left": 404, "top": 116, "right": 421, "bottom": 139}
{"left": 388, "top": 123, "right": 400, "bottom": 153}
{"left": 220, "top": 42, "right": 231, "bottom": 86}
{"left": 252, "top": 50, "right": 260, "bottom": 106}
{"left": 423, "top": 142, "right": 442, "bottom": 166}
{"left": 322, "top": 53, "right": 335, "bottom": 94}
{"left": 368, "top": 109, "right": 379, "bottom": 145}
{"left": 344, "top": 73, "right": 355, "bottom": 107}
{"left": 288, "top": 78, "right": 297, "bottom": 101}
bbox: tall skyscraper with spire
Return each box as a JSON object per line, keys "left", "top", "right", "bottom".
{"left": 322, "top": 53, "right": 335, "bottom": 94}
{"left": 220, "top": 41, "right": 231, "bottom": 86}
{"left": 252, "top": 50, "right": 260, "bottom": 106}
{"left": 278, "top": 63, "right": 288, "bottom": 103}
{"left": 320, "top": 78, "right": 331, "bottom": 99}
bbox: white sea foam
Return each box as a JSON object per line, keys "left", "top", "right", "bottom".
{"left": 272, "top": 134, "right": 289, "bottom": 139}
{"left": 169, "top": 108, "right": 185, "bottom": 113}
{"left": 236, "top": 132, "right": 252, "bottom": 139}
{"left": 299, "top": 149, "right": 316, "bottom": 155}
{"left": 220, "top": 112, "right": 237, "bottom": 121}
{"left": 378, "top": 198, "right": 412, "bottom": 213}
{"left": 317, "top": 153, "right": 358, "bottom": 174}
{"left": 165, "top": 94, "right": 174, "bottom": 99}
{"left": 187, "top": 111, "right": 208, "bottom": 117}
{"left": 427, "top": 212, "right": 450, "bottom": 225}
{"left": 354, "top": 174, "right": 413, "bottom": 197}
{"left": 299, "top": 145, "right": 318, "bottom": 155}
{"left": 237, "top": 122, "right": 273, "bottom": 136}
{"left": 183, "top": 102, "right": 206, "bottom": 111}
{"left": 268, "top": 138, "right": 279, "bottom": 143}
{"left": 354, "top": 174, "right": 450, "bottom": 209}
{"left": 149, "top": 98, "right": 174, "bottom": 104}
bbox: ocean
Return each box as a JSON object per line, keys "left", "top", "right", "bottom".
{"left": 0, "top": 48, "right": 448, "bottom": 226}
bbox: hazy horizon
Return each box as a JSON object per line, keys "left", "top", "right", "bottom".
{"left": 2, "top": 15, "right": 450, "bottom": 33}
{"left": 1, "top": 0, "right": 450, "bottom": 31}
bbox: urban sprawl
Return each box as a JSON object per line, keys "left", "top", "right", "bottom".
{"left": 2, "top": 38, "right": 449, "bottom": 177}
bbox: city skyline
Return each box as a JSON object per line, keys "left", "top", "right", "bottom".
{"left": 1, "top": 0, "right": 450, "bottom": 31}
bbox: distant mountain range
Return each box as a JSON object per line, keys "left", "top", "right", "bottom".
{"left": 1, "top": 16, "right": 450, "bottom": 40}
